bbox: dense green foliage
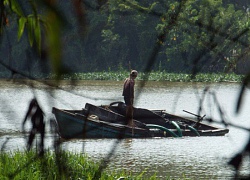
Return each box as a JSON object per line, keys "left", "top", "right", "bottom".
{"left": 0, "top": 151, "right": 163, "bottom": 180}
{"left": 73, "top": 0, "right": 250, "bottom": 74}
{"left": 0, "top": 0, "right": 249, "bottom": 77}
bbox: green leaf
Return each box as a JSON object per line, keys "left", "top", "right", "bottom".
{"left": 10, "top": 0, "right": 24, "bottom": 17}
{"left": 45, "top": 13, "right": 62, "bottom": 75}
{"left": 27, "top": 16, "right": 34, "bottom": 46}
{"left": 34, "top": 19, "right": 41, "bottom": 52}
{"left": 17, "top": 17, "right": 26, "bottom": 41}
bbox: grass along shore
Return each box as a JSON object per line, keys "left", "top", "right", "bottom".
{"left": 50, "top": 72, "right": 244, "bottom": 83}
{"left": 0, "top": 71, "right": 244, "bottom": 82}
{"left": 0, "top": 150, "right": 187, "bottom": 180}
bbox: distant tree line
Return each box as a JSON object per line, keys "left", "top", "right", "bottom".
{"left": 0, "top": 0, "right": 249, "bottom": 78}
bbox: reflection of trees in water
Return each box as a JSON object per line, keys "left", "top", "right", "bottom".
{"left": 0, "top": 0, "right": 249, "bottom": 179}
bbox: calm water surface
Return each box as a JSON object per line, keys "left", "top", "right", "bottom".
{"left": 0, "top": 80, "right": 249, "bottom": 179}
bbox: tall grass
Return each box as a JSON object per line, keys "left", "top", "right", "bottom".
{"left": 0, "top": 150, "right": 165, "bottom": 180}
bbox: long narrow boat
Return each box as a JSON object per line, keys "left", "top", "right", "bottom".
{"left": 51, "top": 102, "right": 229, "bottom": 139}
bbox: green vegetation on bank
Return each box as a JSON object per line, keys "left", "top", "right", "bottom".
{"left": 0, "top": 71, "right": 243, "bottom": 82}
{"left": 51, "top": 71, "right": 244, "bottom": 83}
{"left": 0, "top": 151, "right": 162, "bottom": 180}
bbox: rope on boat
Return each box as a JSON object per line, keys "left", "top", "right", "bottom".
{"left": 187, "top": 125, "right": 200, "bottom": 136}
{"left": 170, "top": 121, "right": 182, "bottom": 137}
{"left": 146, "top": 124, "right": 179, "bottom": 137}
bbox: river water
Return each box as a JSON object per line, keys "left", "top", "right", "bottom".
{"left": 0, "top": 80, "right": 249, "bottom": 179}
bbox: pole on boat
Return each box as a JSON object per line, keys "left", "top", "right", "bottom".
{"left": 183, "top": 110, "right": 206, "bottom": 127}
{"left": 183, "top": 110, "right": 206, "bottom": 120}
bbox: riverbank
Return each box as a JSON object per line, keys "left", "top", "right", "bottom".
{"left": 0, "top": 71, "right": 244, "bottom": 83}
{"left": 52, "top": 72, "right": 244, "bottom": 82}
{"left": 0, "top": 150, "right": 171, "bottom": 180}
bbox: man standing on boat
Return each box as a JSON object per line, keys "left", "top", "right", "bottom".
{"left": 122, "top": 70, "right": 138, "bottom": 126}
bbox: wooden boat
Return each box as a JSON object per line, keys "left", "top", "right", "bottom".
{"left": 52, "top": 108, "right": 151, "bottom": 139}
{"left": 104, "top": 102, "right": 229, "bottom": 137}
{"left": 51, "top": 102, "right": 229, "bottom": 139}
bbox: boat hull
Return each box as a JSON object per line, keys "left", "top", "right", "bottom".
{"left": 52, "top": 102, "right": 229, "bottom": 139}
{"left": 52, "top": 108, "right": 151, "bottom": 139}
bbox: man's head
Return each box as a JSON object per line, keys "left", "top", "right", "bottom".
{"left": 130, "top": 70, "right": 138, "bottom": 79}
